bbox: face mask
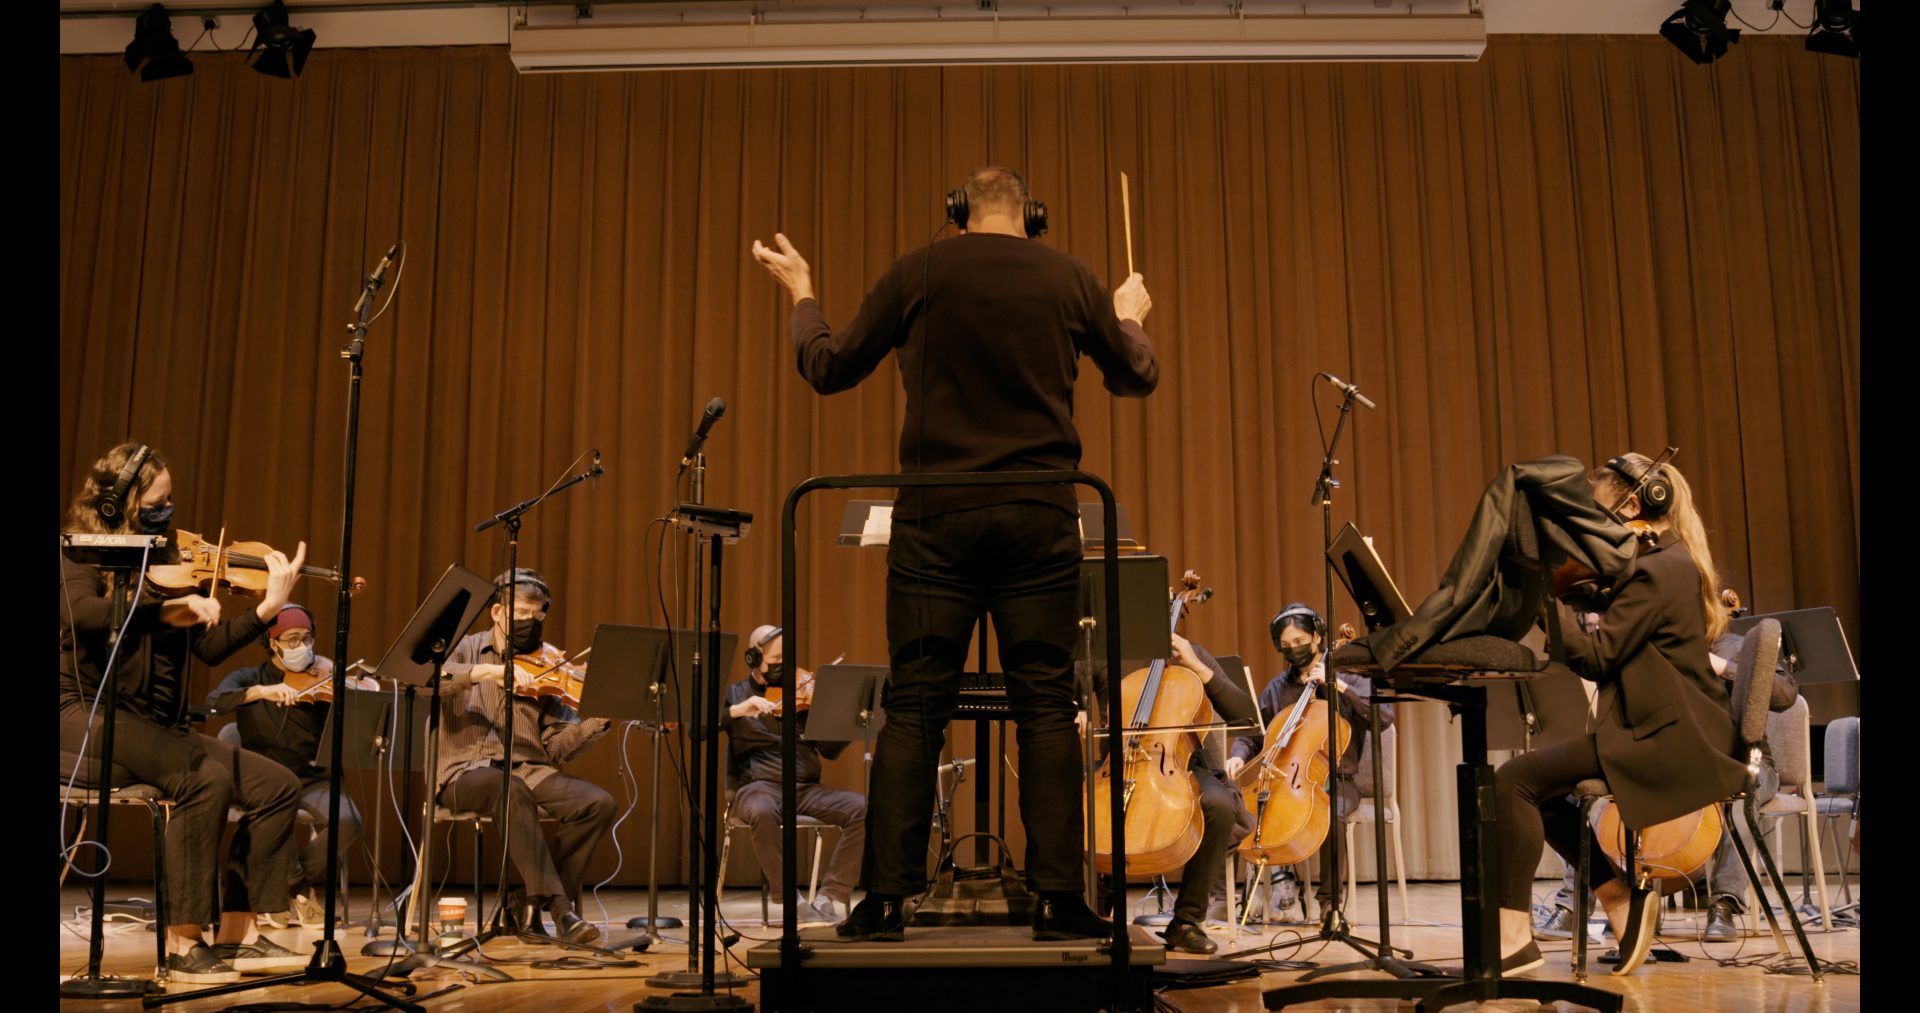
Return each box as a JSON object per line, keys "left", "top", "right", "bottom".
{"left": 1281, "top": 644, "right": 1317, "bottom": 669}
{"left": 509, "top": 616, "right": 544, "bottom": 653}
{"left": 137, "top": 503, "right": 174, "bottom": 533}
{"left": 760, "top": 662, "right": 787, "bottom": 688}
{"left": 278, "top": 643, "right": 314, "bottom": 672}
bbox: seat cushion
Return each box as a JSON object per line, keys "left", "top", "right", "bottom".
{"left": 1331, "top": 635, "right": 1544, "bottom": 674}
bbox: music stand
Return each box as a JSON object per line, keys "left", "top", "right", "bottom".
{"left": 1730, "top": 607, "right": 1859, "bottom": 685}
{"left": 365, "top": 564, "right": 514, "bottom": 982}
{"left": 1075, "top": 554, "right": 1170, "bottom": 662}
{"left": 313, "top": 687, "right": 427, "bottom": 952}
{"left": 1483, "top": 666, "right": 1591, "bottom": 753}
{"left": 580, "top": 625, "right": 738, "bottom": 946}
{"left": 804, "top": 664, "right": 889, "bottom": 746}
{"left": 1327, "top": 522, "right": 1413, "bottom": 632}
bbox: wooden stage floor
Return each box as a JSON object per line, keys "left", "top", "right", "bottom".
{"left": 57, "top": 882, "right": 1859, "bottom": 1011}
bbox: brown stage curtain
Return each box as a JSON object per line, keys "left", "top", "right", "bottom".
{"left": 60, "top": 36, "right": 1857, "bottom": 886}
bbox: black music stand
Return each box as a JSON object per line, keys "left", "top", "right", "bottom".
{"left": 364, "top": 564, "right": 514, "bottom": 983}
{"left": 805, "top": 664, "right": 889, "bottom": 747}
{"left": 1075, "top": 554, "right": 1172, "bottom": 663}
{"left": 583, "top": 625, "right": 738, "bottom": 950}
{"left": 1730, "top": 607, "right": 1859, "bottom": 685}
{"left": 312, "top": 687, "right": 428, "bottom": 953}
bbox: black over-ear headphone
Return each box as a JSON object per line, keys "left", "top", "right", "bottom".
{"left": 944, "top": 184, "right": 1049, "bottom": 239}
{"left": 93, "top": 444, "right": 152, "bottom": 525}
{"left": 495, "top": 568, "right": 552, "bottom": 607}
{"left": 1604, "top": 453, "right": 1674, "bottom": 519}
{"left": 744, "top": 626, "right": 782, "bottom": 670}
{"left": 1268, "top": 603, "right": 1327, "bottom": 653}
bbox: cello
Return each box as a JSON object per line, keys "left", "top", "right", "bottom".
{"left": 1088, "top": 571, "right": 1215, "bottom": 878}
{"left": 1235, "top": 622, "right": 1357, "bottom": 869}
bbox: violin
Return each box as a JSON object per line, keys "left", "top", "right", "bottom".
{"left": 283, "top": 656, "right": 339, "bottom": 705}
{"left": 511, "top": 644, "right": 590, "bottom": 711}
{"left": 765, "top": 654, "right": 842, "bottom": 716}
{"left": 1088, "top": 570, "right": 1214, "bottom": 878}
{"left": 1550, "top": 520, "right": 1659, "bottom": 605}
{"left": 1235, "top": 622, "right": 1357, "bottom": 870}
{"left": 148, "top": 528, "right": 368, "bottom": 598}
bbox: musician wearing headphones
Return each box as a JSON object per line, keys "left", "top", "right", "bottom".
{"left": 205, "top": 603, "right": 380, "bottom": 927}
{"left": 1080, "top": 633, "right": 1259, "bottom": 954}
{"left": 1489, "top": 453, "right": 1749, "bottom": 977}
{"left": 59, "top": 442, "right": 307, "bottom": 982}
{"left": 752, "top": 167, "right": 1157, "bottom": 942}
{"left": 436, "top": 568, "right": 615, "bottom": 944}
{"left": 724, "top": 625, "right": 866, "bottom": 925}
{"left": 1229, "top": 604, "right": 1395, "bottom": 930}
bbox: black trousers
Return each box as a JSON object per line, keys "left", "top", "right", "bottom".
{"left": 865, "top": 503, "right": 1084, "bottom": 895}
{"left": 60, "top": 702, "right": 300, "bottom": 925}
{"left": 1172, "top": 768, "right": 1252, "bottom": 925}
{"left": 734, "top": 779, "right": 866, "bottom": 902}
{"left": 440, "top": 766, "right": 616, "bottom": 905}
{"left": 1493, "top": 733, "right": 1615, "bottom": 911}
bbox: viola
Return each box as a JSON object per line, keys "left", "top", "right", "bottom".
{"left": 1088, "top": 570, "right": 1214, "bottom": 879}
{"left": 148, "top": 528, "right": 368, "bottom": 598}
{"left": 511, "top": 644, "right": 590, "bottom": 711}
{"left": 1235, "top": 622, "right": 1357, "bottom": 869}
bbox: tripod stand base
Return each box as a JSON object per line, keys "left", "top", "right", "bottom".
{"left": 58, "top": 976, "right": 159, "bottom": 999}
{"left": 361, "top": 937, "right": 412, "bottom": 957}
{"left": 141, "top": 941, "right": 429, "bottom": 1012}
{"left": 378, "top": 949, "right": 514, "bottom": 983}
{"left": 629, "top": 915, "right": 686, "bottom": 930}
{"left": 646, "top": 970, "right": 753, "bottom": 989}
{"left": 636, "top": 994, "right": 754, "bottom": 1012}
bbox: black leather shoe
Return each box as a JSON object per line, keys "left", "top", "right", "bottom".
{"left": 1033, "top": 893, "right": 1113, "bottom": 941}
{"left": 1159, "top": 919, "right": 1217, "bottom": 955}
{"left": 553, "top": 911, "right": 601, "bottom": 944}
{"left": 836, "top": 894, "right": 907, "bottom": 942}
{"left": 1703, "top": 898, "right": 1739, "bottom": 942}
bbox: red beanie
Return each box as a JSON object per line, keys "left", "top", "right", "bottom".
{"left": 267, "top": 605, "right": 313, "bottom": 640}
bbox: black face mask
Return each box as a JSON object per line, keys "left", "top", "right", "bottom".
{"left": 137, "top": 503, "right": 174, "bottom": 534}
{"left": 509, "top": 616, "right": 544, "bottom": 653}
{"left": 1280, "top": 644, "right": 1318, "bottom": 669}
{"left": 760, "top": 662, "right": 786, "bottom": 688}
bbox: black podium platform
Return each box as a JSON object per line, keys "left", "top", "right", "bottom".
{"left": 747, "top": 924, "right": 1164, "bottom": 1013}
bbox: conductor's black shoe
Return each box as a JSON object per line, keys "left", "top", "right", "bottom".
{"left": 836, "top": 894, "right": 906, "bottom": 942}
{"left": 553, "top": 911, "right": 601, "bottom": 945}
{"left": 1159, "top": 919, "right": 1217, "bottom": 955}
{"left": 1033, "top": 893, "right": 1113, "bottom": 941}
{"left": 1703, "top": 898, "right": 1739, "bottom": 942}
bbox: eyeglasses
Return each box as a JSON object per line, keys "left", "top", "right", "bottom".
{"left": 509, "top": 608, "right": 547, "bottom": 621}
{"left": 276, "top": 632, "right": 315, "bottom": 647}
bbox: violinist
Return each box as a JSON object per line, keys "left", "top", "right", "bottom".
{"left": 1488, "top": 452, "right": 1748, "bottom": 977}
{"left": 1229, "top": 604, "right": 1394, "bottom": 930}
{"left": 1080, "top": 632, "right": 1258, "bottom": 954}
{"left": 724, "top": 625, "right": 866, "bottom": 926}
{"left": 436, "top": 568, "right": 614, "bottom": 944}
{"left": 58, "top": 442, "right": 307, "bottom": 982}
{"left": 206, "top": 603, "right": 379, "bottom": 927}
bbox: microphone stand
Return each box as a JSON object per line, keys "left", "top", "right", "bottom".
{"left": 463, "top": 460, "right": 625, "bottom": 959}
{"left": 146, "top": 249, "right": 422, "bottom": 1010}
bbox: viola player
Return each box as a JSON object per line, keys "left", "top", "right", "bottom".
{"left": 436, "top": 567, "right": 614, "bottom": 944}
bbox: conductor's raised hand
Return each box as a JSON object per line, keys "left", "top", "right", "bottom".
{"left": 750, "top": 233, "right": 816, "bottom": 306}
{"left": 1113, "top": 272, "right": 1151, "bottom": 325}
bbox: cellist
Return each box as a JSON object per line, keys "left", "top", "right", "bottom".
{"left": 1229, "top": 604, "right": 1394, "bottom": 931}
{"left": 1080, "top": 631, "right": 1258, "bottom": 954}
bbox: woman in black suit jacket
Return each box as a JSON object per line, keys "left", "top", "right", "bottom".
{"left": 1486, "top": 453, "right": 1748, "bottom": 976}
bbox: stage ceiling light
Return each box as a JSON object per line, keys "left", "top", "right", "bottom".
{"left": 122, "top": 4, "right": 193, "bottom": 82}
{"left": 1658, "top": 0, "right": 1740, "bottom": 66}
{"left": 1806, "top": 0, "right": 1860, "bottom": 58}
{"left": 248, "top": 1, "right": 317, "bottom": 79}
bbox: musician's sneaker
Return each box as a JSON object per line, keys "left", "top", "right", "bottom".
{"left": 288, "top": 892, "right": 325, "bottom": 927}
{"left": 1610, "top": 887, "right": 1661, "bottom": 975}
{"left": 803, "top": 897, "right": 843, "bottom": 926}
{"left": 164, "top": 943, "right": 241, "bottom": 984}
{"left": 1532, "top": 904, "right": 1576, "bottom": 941}
{"left": 209, "top": 936, "right": 307, "bottom": 973}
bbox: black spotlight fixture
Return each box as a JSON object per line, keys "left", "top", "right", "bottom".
{"left": 1659, "top": 0, "right": 1740, "bottom": 66}
{"left": 1806, "top": 0, "right": 1860, "bottom": 58}
{"left": 123, "top": 4, "right": 194, "bottom": 82}
{"left": 248, "top": 2, "right": 317, "bottom": 79}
